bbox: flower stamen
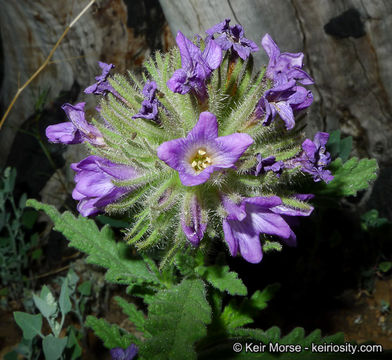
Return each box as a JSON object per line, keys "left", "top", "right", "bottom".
{"left": 191, "top": 148, "right": 212, "bottom": 172}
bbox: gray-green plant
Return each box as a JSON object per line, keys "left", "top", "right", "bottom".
{"left": 7, "top": 269, "right": 92, "bottom": 360}
{"left": 25, "top": 199, "right": 380, "bottom": 360}
{"left": 0, "top": 167, "right": 39, "bottom": 304}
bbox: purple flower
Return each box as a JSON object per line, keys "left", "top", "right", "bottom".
{"left": 222, "top": 195, "right": 313, "bottom": 263}
{"left": 110, "top": 344, "right": 138, "bottom": 360}
{"left": 299, "top": 132, "right": 334, "bottom": 183}
{"left": 157, "top": 112, "right": 253, "bottom": 186}
{"left": 254, "top": 81, "right": 314, "bottom": 130}
{"left": 261, "top": 34, "right": 313, "bottom": 86}
{"left": 255, "top": 154, "right": 284, "bottom": 177}
{"left": 181, "top": 195, "right": 207, "bottom": 246}
{"left": 71, "top": 155, "right": 139, "bottom": 217}
{"left": 132, "top": 99, "right": 159, "bottom": 121}
{"left": 206, "top": 19, "right": 259, "bottom": 60}
{"left": 46, "top": 103, "right": 104, "bottom": 146}
{"left": 167, "top": 32, "right": 222, "bottom": 98}
{"left": 288, "top": 85, "right": 313, "bottom": 112}
{"left": 142, "top": 80, "right": 157, "bottom": 101}
{"left": 255, "top": 81, "right": 296, "bottom": 130}
{"left": 133, "top": 81, "right": 159, "bottom": 121}
{"left": 85, "top": 61, "right": 116, "bottom": 95}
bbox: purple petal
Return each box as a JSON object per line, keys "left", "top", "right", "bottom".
{"left": 142, "top": 80, "right": 157, "bottom": 100}
{"left": 244, "top": 196, "right": 282, "bottom": 209}
{"left": 248, "top": 207, "right": 292, "bottom": 240}
{"left": 214, "top": 35, "right": 233, "bottom": 51}
{"left": 213, "top": 133, "right": 254, "bottom": 167}
{"left": 271, "top": 203, "right": 314, "bottom": 217}
{"left": 206, "top": 18, "right": 230, "bottom": 36}
{"left": 314, "top": 132, "right": 329, "bottom": 148}
{"left": 181, "top": 196, "right": 207, "bottom": 246}
{"left": 45, "top": 122, "right": 83, "bottom": 144}
{"left": 176, "top": 31, "right": 202, "bottom": 72}
{"left": 167, "top": 68, "right": 190, "bottom": 95}
{"left": 124, "top": 344, "right": 138, "bottom": 360}
{"left": 202, "top": 39, "right": 222, "bottom": 70}
{"left": 275, "top": 101, "right": 295, "bottom": 130}
{"left": 233, "top": 43, "right": 251, "bottom": 60}
{"left": 222, "top": 219, "right": 238, "bottom": 257}
{"left": 157, "top": 138, "right": 188, "bottom": 172}
{"left": 221, "top": 196, "right": 247, "bottom": 221}
{"left": 61, "top": 103, "right": 88, "bottom": 129}
{"left": 188, "top": 111, "right": 218, "bottom": 140}
{"left": 278, "top": 52, "right": 304, "bottom": 69}
{"left": 301, "top": 139, "right": 317, "bottom": 161}
{"left": 179, "top": 167, "right": 215, "bottom": 186}
{"left": 261, "top": 34, "right": 281, "bottom": 63}
{"left": 227, "top": 217, "right": 263, "bottom": 263}
{"left": 97, "top": 62, "right": 115, "bottom": 82}
{"left": 287, "top": 68, "right": 314, "bottom": 85}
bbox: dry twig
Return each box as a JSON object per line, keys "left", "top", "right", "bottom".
{"left": 0, "top": 0, "right": 96, "bottom": 131}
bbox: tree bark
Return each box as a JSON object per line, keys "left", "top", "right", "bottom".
{"left": 159, "top": 0, "right": 392, "bottom": 215}
{"left": 0, "top": 0, "right": 173, "bottom": 168}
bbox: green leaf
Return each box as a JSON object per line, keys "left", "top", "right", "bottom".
{"left": 13, "top": 312, "right": 42, "bottom": 340}
{"left": 26, "top": 200, "right": 159, "bottom": 287}
{"left": 42, "top": 335, "right": 68, "bottom": 360}
{"left": 77, "top": 281, "right": 92, "bottom": 297}
{"left": 33, "top": 291, "right": 57, "bottom": 319}
{"left": 96, "top": 215, "right": 129, "bottom": 228}
{"left": 316, "top": 158, "right": 378, "bottom": 197}
{"left": 67, "top": 327, "right": 82, "bottom": 360}
{"left": 115, "top": 296, "right": 146, "bottom": 333}
{"left": 4, "top": 351, "right": 18, "bottom": 360}
{"left": 220, "top": 284, "right": 280, "bottom": 330}
{"left": 220, "top": 301, "right": 253, "bottom": 329}
{"left": 247, "top": 283, "right": 280, "bottom": 312}
{"left": 141, "top": 279, "right": 211, "bottom": 360}
{"left": 59, "top": 278, "right": 72, "bottom": 316}
{"left": 339, "top": 136, "right": 353, "bottom": 162}
{"left": 379, "top": 262, "right": 392, "bottom": 273}
{"left": 361, "top": 209, "right": 389, "bottom": 230}
{"left": 196, "top": 265, "right": 247, "bottom": 296}
{"left": 326, "top": 130, "right": 341, "bottom": 159}
{"left": 326, "top": 130, "right": 352, "bottom": 162}
{"left": 85, "top": 315, "right": 138, "bottom": 349}
{"left": 21, "top": 210, "right": 38, "bottom": 229}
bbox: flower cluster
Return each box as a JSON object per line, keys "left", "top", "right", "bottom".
{"left": 46, "top": 20, "right": 335, "bottom": 264}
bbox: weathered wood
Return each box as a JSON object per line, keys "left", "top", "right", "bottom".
{"left": 159, "top": 0, "right": 392, "bottom": 214}
{"left": 0, "top": 0, "right": 173, "bottom": 168}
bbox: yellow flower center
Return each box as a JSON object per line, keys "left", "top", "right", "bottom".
{"left": 190, "top": 148, "right": 212, "bottom": 172}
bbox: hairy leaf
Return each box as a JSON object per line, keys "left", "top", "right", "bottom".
{"left": 141, "top": 279, "right": 211, "bottom": 360}
{"left": 26, "top": 200, "right": 159, "bottom": 287}
{"left": 317, "top": 158, "right": 378, "bottom": 197}
{"left": 85, "top": 316, "right": 139, "bottom": 349}
{"left": 115, "top": 296, "right": 146, "bottom": 333}
{"left": 196, "top": 265, "right": 247, "bottom": 296}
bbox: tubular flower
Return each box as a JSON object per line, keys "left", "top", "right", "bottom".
{"left": 206, "top": 18, "right": 259, "bottom": 60}
{"left": 110, "top": 344, "right": 138, "bottom": 360}
{"left": 85, "top": 61, "right": 116, "bottom": 95}
{"left": 46, "top": 102, "right": 104, "bottom": 146}
{"left": 157, "top": 112, "right": 253, "bottom": 186}
{"left": 297, "top": 132, "right": 334, "bottom": 183}
{"left": 71, "top": 156, "right": 139, "bottom": 217}
{"left": 46, "top": 20, "right": 334, "bottom": 263}
{"left": 167, "top": 31, "right": 222, "bottom": 99}
{"left": 133, "top": 81, "right": 159, "bottom": 121}
{"left": 261, "top": 34, "right": 313, "bottom": 86}
{"left": 222, "top": 196, "right": 313, "bottom": 263}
